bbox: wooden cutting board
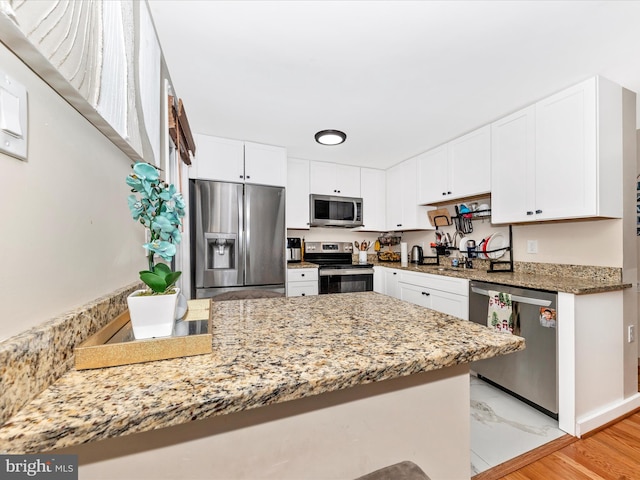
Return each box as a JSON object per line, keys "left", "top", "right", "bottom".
{"left": 428, "top": 208, "right": 452, "bottom": 227}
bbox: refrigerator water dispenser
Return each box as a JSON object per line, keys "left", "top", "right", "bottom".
{"left": 205, "top": 233, "right": 237, "bottom": 270}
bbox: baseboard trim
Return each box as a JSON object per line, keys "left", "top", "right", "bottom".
{"left": 471, "top": 434, "right": 577, "bottom": 480}
{"left": 576, "top": 393, "right": 640, "bottom": 437}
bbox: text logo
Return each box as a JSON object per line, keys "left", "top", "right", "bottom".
{"left": 0, "top": 455, "right": 77, "bottom": 480}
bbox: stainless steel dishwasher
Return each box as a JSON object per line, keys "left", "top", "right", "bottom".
{"left": 469, "top": 280, "right": 558, "bottom": 419}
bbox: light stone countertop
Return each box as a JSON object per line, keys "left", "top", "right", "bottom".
{"left": 286, "top": 261, "right": 319, "bottom": 269}
{"left": 288, "top": 258, "right": 629, "bottom": 295}
{"left": 0, "top": 292, "right": 523, "bottom": 454}
{"left": 372, "top": 261, "right": 630, "bottom": 294}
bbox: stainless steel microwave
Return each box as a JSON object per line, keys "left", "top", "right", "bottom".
{"left": 309, "top": 194, "right": 363, "bottom": 228}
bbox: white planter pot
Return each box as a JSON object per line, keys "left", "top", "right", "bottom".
{"left": 127, "top": 288, "right": 180, "bottom": 339}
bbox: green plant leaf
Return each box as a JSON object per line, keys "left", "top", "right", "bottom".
{"left": 140, "top": 272, "right": 167, "bottom": 293}
{"left": 164, "top": 271, "right": 182, "bottom": 289}
{"left": 153, "top": 263, "right": 172, "bottom": 279}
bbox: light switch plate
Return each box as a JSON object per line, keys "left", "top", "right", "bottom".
{"left": 0, "top": 69, "right": 28, "bottom": 161}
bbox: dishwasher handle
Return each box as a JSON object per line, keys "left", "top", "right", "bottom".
{"left": 471, "top": 287, "right": 553, "bottom": 307}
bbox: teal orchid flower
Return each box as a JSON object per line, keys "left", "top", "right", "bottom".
{"left": 143, "top": 240, "right": 177, "bottom": 262}
{"left": 133, "top": 162, "right": 160, "bottom": 182}
{"left": 127, "top": 162, "right": 185, "bottom": 294}
{"left": 152, "top": 215, "right": 177, "bottom": 236}
{"left": 127, "top": 195, "right": 144, "bottom": 220}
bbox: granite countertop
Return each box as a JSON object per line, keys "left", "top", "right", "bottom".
{"left": 286, "top": 261, "right": 319, "bottom": 269}
{"left": 369, "top": 260, "right": 630, "bottom": 295}
{"left": 0, "top": 292, "right": 523, "bottom": 454}
{"left": 288, "top": 257, "right": 629, "bottom": 294}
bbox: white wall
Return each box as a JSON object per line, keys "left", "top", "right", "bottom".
{"left": 0, "top": 42, "right": 142, "bottom": 341}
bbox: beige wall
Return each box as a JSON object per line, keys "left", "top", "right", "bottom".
{"left": 511, "top": 219, "right": 622, "bottom": 266}
{"left": 0, "top": 42, "right": 142, "bottom": 341}
{"left": 305, "top": 203, "right": 623, "bottom": 268}
{"left": 406, "top": 217, "right": 623, "bottom": 267}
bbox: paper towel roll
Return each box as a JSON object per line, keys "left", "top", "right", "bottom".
{"left": 400, "top": 242, "right": 408, "bottom": 267}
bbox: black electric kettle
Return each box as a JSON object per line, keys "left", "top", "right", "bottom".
{"left": 410, "top": 245, "right": 424, "bottom": 264}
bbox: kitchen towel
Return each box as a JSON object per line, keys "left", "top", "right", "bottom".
{"left": 487, "top": 290, "right": 518, "bottom": 335}
{"left": 400, "top": 242, "right": 408, "bottom": 267}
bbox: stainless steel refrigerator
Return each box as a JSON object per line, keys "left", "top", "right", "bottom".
{"left": 190, "top": 180, "right": 285, "bottom": 299}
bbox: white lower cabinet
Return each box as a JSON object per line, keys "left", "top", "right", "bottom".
{"left": 398, "top": 282, "right": 469, "bottom": 320}
{"left": 376, "top": 267, "right": 402, "bottom": 298}
{"left": 286, "top": 268, "right": 318, "bottom": 297}
{"left": 375, "top": 267, "right": 469, "bottom": 319}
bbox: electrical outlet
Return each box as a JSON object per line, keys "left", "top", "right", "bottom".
{"left": 527, "top": 240, "right": 538, "bottom": 254}
{"left": 628, "top": 325, "right": 636, "bottom": 343}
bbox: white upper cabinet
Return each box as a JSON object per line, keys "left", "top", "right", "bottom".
{"left": 417, "top": 125, "right": 491, "bottom": 205}
{"left": 491, "top": 105, "right": 536, "bottom": 224}
{"left": 309, "top": 161, "right": 361, "bottom": 197}
{"left": 491, "top": 76, "right": 622, "bottom": 223}
{"left": 244, "top": 141, "right": 287, "bottom": 187}
{"left": 191, "top": 134, "right": 244, "bottom": 181}
{"left": 286, "top": 158, "right": 311, "bottom": 229}
{"left": 449, "top": 125, "right": 491, "bottom": 200}
{"left": 191, "top": 134, "right": 287, "bottom": 187}
{"left": 358, "top": 167, "right": 386, "bottom": 232}
{"left": 416, "top": 147, "right": 448, "bottom": 204}
{"left": 386, "top": 157, "right": 432, "bottom": 231}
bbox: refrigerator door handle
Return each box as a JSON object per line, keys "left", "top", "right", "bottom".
{"left": 238, "top": 184, "right": 245, "bottom": 283}
{"left": 470, "top": 287, "right": 552, "bottom": 307}
{"left": 243, "top": 185, "right": 249, "bottom": 279}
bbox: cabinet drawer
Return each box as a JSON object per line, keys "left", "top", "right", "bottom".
{"left": 398, "top": 281, "right": 469, "bottom": 320}
{"left": 287, "top": 282, "right": 318, "bottom": 297}
{"left": 287, "top": 268, "right": 319, "bottom": 282}
{"left": 399, "top": 271, "right": 468, "bottom": 296}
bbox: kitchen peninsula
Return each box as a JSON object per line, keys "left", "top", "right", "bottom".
{"left": 0, "top": 292, "right": 523, "bottom": 479}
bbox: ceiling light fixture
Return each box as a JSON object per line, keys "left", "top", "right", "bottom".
{"left": 315, "top": 129, "right": 347, "bottom": 146}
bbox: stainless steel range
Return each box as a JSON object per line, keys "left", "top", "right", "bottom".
{"left": 304, "top": 242, "right": 374, "bottom": 294}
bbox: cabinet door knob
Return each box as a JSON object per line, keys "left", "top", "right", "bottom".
{"left": 301, "top": 273, "right": 305, "bottom": 277}
{"left": 447, "top": 191, "right": 452, "bottom": 195}
{"left": 246, "top": 175, "right": 251, "bottom": 179}
{"left": 442, "top": 192, "right": 446, "bottom": 196}
{"left": 393, "top": 272, "right": 397, "bottom": 275}
{"left": 535, "top": 209, "right": 542, "bottom": 214}
{"left": 240, "top": 175, "right": 244, "bottom": 179}
{"left": 422, "top": 291, "right": 430, "bottom": 296}
{"left": 396, "top": 224, "right": 402, "bottom": 227}
{"left": 301, "top": 293, "right": 306, "bottom": 296}
{"left": 526, "top": 211, "right": 534, "bottom": 215}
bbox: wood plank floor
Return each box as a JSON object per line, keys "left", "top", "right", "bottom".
{"left": 472, "top": 366, "right": 640, "bottom": 480}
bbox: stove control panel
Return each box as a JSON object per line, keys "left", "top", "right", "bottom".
{"left": 305, "top": 242, "right": 354, "bottom": 254}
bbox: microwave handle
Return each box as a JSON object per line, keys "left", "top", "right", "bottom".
{"left": 354, "top": 199, "right": 362, "bottom": 222}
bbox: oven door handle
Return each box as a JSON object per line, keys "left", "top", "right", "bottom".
{"left": 471, "top": 287, "right": 552, "bottom": 307}
{"left": 320, "top": 268, "right": 374, "bottom": 276}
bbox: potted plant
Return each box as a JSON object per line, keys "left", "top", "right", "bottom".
{"left": 126, "top": 162, "right": 186, "bottom": 339}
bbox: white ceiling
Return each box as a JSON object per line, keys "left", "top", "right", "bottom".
{"left": 147, "top": 0, "right": 640, "bottom": 170}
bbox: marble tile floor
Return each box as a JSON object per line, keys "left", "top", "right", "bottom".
{"left": 470, "top": 374, "right": 565, "bottom": 476}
